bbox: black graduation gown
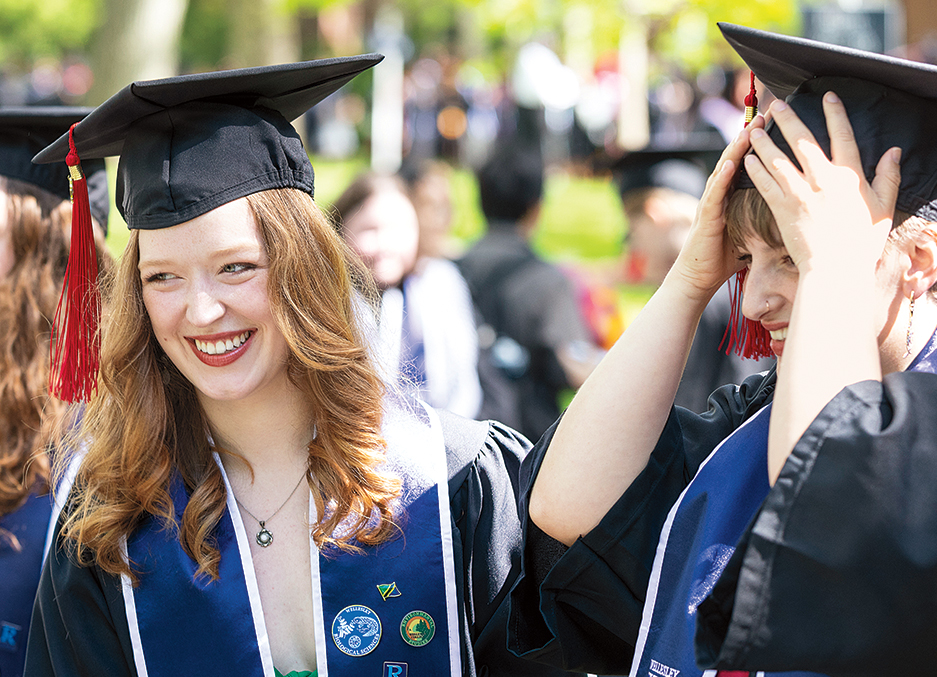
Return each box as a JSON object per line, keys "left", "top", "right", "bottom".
{"left": 695, "top": 371, "right": 937, "bottom": 676}
{"left": 25, "top": 412, "right": 583, "bottom": 677}
{"left": 507, "top": 368, "right": 776, "bottom": 674}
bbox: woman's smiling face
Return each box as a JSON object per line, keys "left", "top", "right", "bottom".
{"left": 138, "top": 196, "right": 291, "bottom": 405}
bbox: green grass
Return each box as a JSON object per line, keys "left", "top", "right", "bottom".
{"left": 105, "top": 156, "right": 629, "bottom": 268}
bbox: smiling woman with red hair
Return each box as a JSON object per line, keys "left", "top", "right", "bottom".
{"left": 24, "top": 59, "right": 577, "bottom": 677}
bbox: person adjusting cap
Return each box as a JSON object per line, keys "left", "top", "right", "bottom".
{"left": 716, "top": 23, "right": 937, "bottom": 360}
{"left": 720, "top": 21, "right": 937, "bottom": 221}
{"left": 32, "top": 54, "right": 383, "bottom": 402}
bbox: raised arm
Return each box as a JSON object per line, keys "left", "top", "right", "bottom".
{"left": 529, "top": 119, "right": 764, "bottom": 545}
{"left": 743, "top": 93, "right": 901, "bottom": 483}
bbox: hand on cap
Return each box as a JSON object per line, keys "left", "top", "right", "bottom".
{"left": 670, "top": 114, "right": 765, "bottom": 302}
{"left": 744, "top": 93, "right": 901, "bottom": 281}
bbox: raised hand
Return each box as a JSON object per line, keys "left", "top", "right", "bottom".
{"left": 743, "top": 92, "right": 901, "bottom": 280}
{"left": 743, "top": 92, "right": 902, "bottom": 484}
{"left": 671, "top": 114, "right": 766, "bottom": 302}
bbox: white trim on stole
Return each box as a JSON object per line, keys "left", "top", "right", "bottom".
{"left": 120, "top": 545, "right": 150, "bottom": 677}
{"left": 43, "top": 450, "right": 84, "bottom": 562}
{"left": 628, "top": 405, "right": 772, "bottom": 677}
{"left": 421, "top": 401, "right": 462, "bottom": 677}
{"left": 119, "top": 399, "right": 457, "bottom": 677}
{"left": 216, "top": 455, "right": 277, "bottom": 677}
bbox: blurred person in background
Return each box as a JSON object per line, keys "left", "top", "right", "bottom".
{"left": 332, "top": 171, "right": 482, "bottom": 418}
{"left": 458, "top": 143, "right": 604, "bottom": 442}
{"left": 399, "top": 157, "right": 460, "bottom": 261}
{"left": 583, "top": 146, "right": 773, "bottom": 412}
{"left": 0, "top": 107, "right": 109, "bottom": 677}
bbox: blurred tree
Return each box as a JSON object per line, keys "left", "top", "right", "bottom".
{"left": 226, "top": 0, "right": 301, "bottom": 67}
{"left": 179, "top": 0, "right": 230, "bottom": 70}
{"left": 0, "top": 0, "right": 800, "bottom": 109}
{"left": 88, "top": 0, "right": 188, "bottom": 103}
{"left": 646, "top": 0, "right": 799, "bottom": 72}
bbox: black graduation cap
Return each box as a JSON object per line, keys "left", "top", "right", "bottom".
{"left": 613, "top": 145, "right": 724, "bottom": 200}
{"left": 0, "top": 107, "right": 109, "bottom": 231}
{"left": 33, "top": 54, "right": 383, "bottom": 230}
{"left": 720, "top": 22, "right": 937, "bottom": 221}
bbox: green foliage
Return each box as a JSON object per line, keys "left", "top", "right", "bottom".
{"left": 179, "top": 0, "right": 230, "bottom": 71}
{"left": 535, "top": 172, "right": 626, "bottom": 261}
{"left": 651, "top": 0, "right": 800, "bottom": 73}
{"left": 0, "top": 0, "right": 99, "bottom": 65}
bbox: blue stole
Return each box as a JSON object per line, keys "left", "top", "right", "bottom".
{"left": 0, "top": 490, "right": 53, "bottom": 675}
{"left": 0, "top": 455, "right": 80, "bottom": 677}
{"left": 631, "top": 328, "right": 937, "bottom": 677}
{"left": 122, "top": 398, "right": 460, "bottom": 677}
{"left": 631, "top": 405, "right": 820, "bottom": 677}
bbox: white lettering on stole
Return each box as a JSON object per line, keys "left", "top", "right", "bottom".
{"left": 649, "top": 659, "right": 681, "bottom": 677}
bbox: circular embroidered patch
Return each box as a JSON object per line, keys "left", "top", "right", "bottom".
{"left": 400, "top": 610, "right": 435, "bottom": 647}
{"left": 331, "top": 605, "right": 382, "bottom": 656}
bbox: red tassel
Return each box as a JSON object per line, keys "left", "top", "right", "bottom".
{"left": 743, "top": 71, "right": 758, "bottom": 125}
{"left": 719, "top": 268, "right": 772, "bottom": 360}
{"left": 49, "top": 123, "right": 101, "bottom": 402}
{"left": 718, "top": 73, "right": 772, "bottom": 361}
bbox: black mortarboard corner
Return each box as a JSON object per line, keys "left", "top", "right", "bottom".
{"left": 33, "top": 54, "right": 382, "bottom": 402}
{"left": 0, "top": 107, "right": 109, "bottom": 230}
{"left": 721, "top": 21, "right": 937, "bottom": 222}
{"left": 613, "top": 145, "right": 724, "bottom": 200}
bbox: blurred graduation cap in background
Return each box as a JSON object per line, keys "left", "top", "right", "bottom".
{"left": 0, "top": 107, "right": 109, "bottom": 231}
{"left": 32, "top": 54, "right": 382, "bottom": 402}
{"left": 612, "top": 144, "right": 724, "bottom": 201}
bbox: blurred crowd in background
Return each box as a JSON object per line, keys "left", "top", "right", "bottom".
{"left": 2, "top": 0, "right": 935, "bottom": 430}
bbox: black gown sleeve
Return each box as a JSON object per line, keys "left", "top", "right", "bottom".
{"left": 507, "top": 369, "right": 776, "bottom": 674}
{"left": 696, "top": 372, "right": 937, "bottom": 676}
{"left": 438, "top": 409, "right": 583, "bottom": 677}
{"left": 24, "top": 518, "right": 136, "bottom": 677}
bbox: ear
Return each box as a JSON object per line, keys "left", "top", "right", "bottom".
{"left": 904, "top": 227, "right": 937, "bottom": 297}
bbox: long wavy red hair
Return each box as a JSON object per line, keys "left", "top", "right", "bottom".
{"left": 0, "top": 177, "right": 108, "bottom": 545}
{"left": 59, "top": 188, "right": 400, "bottom": 581}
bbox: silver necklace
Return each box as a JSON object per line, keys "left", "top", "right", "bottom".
{"left": 232, "top": 471, "right": 307, "bottom": 548}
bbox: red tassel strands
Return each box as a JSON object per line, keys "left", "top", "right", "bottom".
{"left": 720, "top": 72, "right": 773, "bottom": 360}
{"left": 49, "top": 123, "right": 101, "bottom": 402}
{"left": 719, "top": 268, "right": 773, "bottom": 360}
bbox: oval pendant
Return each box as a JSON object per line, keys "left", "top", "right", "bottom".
{"left": 256, "top": 525, "right": 273, "bottom": 547}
